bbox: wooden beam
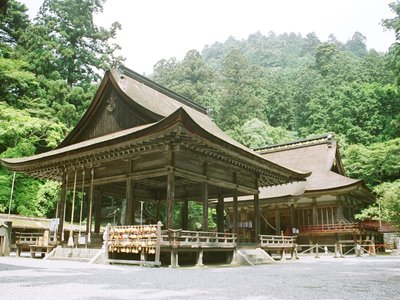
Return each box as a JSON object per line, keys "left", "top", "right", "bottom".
{"left": 91, "top": 167, "right": 171, "bottom": 186}
{"left": 174, "top": 168, "right": 258, "bottom": 195}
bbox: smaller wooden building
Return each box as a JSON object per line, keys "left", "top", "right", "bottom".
{"left": 225, "top": 134, "right": 379, "bottom": 246}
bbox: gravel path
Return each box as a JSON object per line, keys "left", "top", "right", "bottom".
{"left": 1, "top": 255, "right": 399, "bottom": 299}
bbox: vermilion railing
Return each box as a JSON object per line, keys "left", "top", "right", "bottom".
{"left": 298, "top": 223, "right": 359, "bottom": 233}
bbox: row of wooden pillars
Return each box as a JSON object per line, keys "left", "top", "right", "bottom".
{"left": 57, "top": 168, "right": 261, "bottom": 244}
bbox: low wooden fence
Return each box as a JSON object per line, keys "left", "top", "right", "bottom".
{"left": 162, "top": 230, "right": 237, "bottom": 249}
{"left": 297, "top": 240, "right": 377, "bottom": 258}
{"left": 259, "top": 234, "right": 297, "bottom": 260}
{"left": 259, "top": 234, "right": 296, "bottom": 249}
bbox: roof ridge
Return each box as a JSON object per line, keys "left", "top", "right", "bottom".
{"left": 118, "top": 65, "right": 209, "bottom": 115}
{"left": 254, "top": 133, "right": 335, "bottom": 153}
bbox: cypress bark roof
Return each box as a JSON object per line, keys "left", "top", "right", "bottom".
{"left": 255, "top": 134, "right": 374, "bottom": 201}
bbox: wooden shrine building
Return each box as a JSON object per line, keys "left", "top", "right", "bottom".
{"left": 225, "top": 134, "right": 379, "bottom": 248}
{"left": 1, "top": 66, "right": 309, "bottom": 251}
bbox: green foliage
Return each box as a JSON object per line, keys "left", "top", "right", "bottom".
{"left": 152, "top": 50, "right": 220, "bottom": 111}
{"left": 229, "top": 118, "right": 298, "bottom": 148}
{"left": 17, "top": 0, "right": 124, "bottom": 86}
{"left": 345, "top": 32, "right": 368, "bottom": 57}
{"left": 0, "top": 0, "right": 30, "bottom": 50}
{"left": 0, "top": 102, "right": 66, "bottom": 154}
{"left": 218, "top": 50, "right": 265, "bottom": 130}
{"left": 383, "top": 0, "right": 400, "bottom": 85}
{"left": 354, "top": 204, "right": 380, "bottom": 222}
{"left": 375, "top": 180, "right": 400, "bottom": 229}
{"left": 0, "top": 57, "right": 38, "bottom": 107}
{"left": 343, "top": 138, "right": 400, "bottom": 187}
{"left": 0, "top": 169, "right": 59, "bottom": 217}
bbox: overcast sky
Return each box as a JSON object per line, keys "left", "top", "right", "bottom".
{"left": 21, "top": 0, "right": 396, "bottom": 75}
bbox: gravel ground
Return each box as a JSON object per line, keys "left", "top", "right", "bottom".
{"left": 0, "top": 255, "right": 399, "bottom": 300}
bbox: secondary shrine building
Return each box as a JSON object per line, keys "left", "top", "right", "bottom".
{"left": 1, "top": 66, "right": 309, "bottom": 245}
{"left": 224, "top": 134, "right": 380, "bottom": 246}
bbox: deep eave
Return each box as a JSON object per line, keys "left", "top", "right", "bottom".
{"left": 1, "top": 107, "right": 309, "bottom": 185}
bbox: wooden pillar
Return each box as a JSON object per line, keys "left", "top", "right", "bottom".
{"left": 68, "top": 168, "right": 78, "bottom": 246}
{"left": 217, "top": 195, "right": 224, "bottom": 233}
{"left": 182, "top": 197, "right": 189, "bottom": 230}
{"left": 336, "top": 195, "right": 344, "bottom": 221}
{"left": 86, "top": 168, "right": 94, "bottom": 242}
{"left": 233, "top": 189, "right": 238, "bottom": 234}
{"left": 196, "top": 249, "right": 204, "bottom": 267}
{"left": 155, "top": 190, "right": 161, "bottom": 223}
{"left": 94, "top": 192, "right": 102, "bottom": 233}
{"left": 202, "top": 182, "right": 209, "bottom": 231}
{"left": 125, "top": 179, "right": 134, "bottom": 225}
{"left": 156, "top": 200, "right": 161, "bottom": 223}
{"left": 253, "top": 193, "right": 260, "bottom": 243}
{"left": 289, "top": 203, "right": 295, "bottom": 232}
{"left": 166, "top": 171, "right": 175, "bottom": 229}
{"left": 275, "top": 207, "right": 281, "bottom": 235}
{"left": 312, "top": 198, "right": 318, "bottom": 225}
{"left": 59, "top": 172, "right": 68, "bottom": 241}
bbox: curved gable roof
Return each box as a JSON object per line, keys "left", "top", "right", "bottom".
{"left": 255, "top": 134, "right": 373, "bottom": 200}
{"left": 58, "top": 66, "right": 209, "bottom": 148}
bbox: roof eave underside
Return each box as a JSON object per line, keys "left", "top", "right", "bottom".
{"left": 1, "top": 108, "right": 309, "bottom": 185}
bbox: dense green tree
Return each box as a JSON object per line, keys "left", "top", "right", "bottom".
{"left": 0, "top": 102, "right": 66, "bottom": 215}
{"left": 231, "top": 118, "right": 298, "bottom": 148}
{"left": 0, "top": 0, "right": 30, "bottom": 51}
{"left": 343, "top": 138, "right": 400, "bottom": 187}
{"left": 345, "top": 31, "right": 368, "bottom": 57}
{"left": 0, "top": 57, "right": 38, "bottom": 108}
{"left": 374, "top": 180, "right": 400, "bottom": 229}
{"left": 18, "top": 0, "right": 123, "bottom": 87}
{"left": 152, "top": 50, "right": 219, "bottom": 112}
{"left": 383, "top": 0, "right": 400, "bottom": 84}
{"left": 218, "top": 50, "right": 265, "bottom": 131}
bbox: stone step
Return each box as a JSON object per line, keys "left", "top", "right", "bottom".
{"left": 235, "top": 248, "right": 275, "bottom": 266}
{"left": 46, "top": 246, "right": 103, "bottom": 262}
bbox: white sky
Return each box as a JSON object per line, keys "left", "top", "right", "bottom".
{"left": 21, "top": 0, "right": 396, "bottom": 75}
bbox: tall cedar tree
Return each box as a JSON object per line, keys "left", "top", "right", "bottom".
{"left": 19, "top": 0, "right": 123, "bottom": 87}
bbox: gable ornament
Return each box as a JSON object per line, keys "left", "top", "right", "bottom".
{"left": 107, "top": 95, "right": 117, "bottom": 113}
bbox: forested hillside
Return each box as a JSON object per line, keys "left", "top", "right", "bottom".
{"left": 150, "top": 17, "right": 400, "bottom": 226}
{"left": 0, "top": 0, "right": 399, "bottom": 227}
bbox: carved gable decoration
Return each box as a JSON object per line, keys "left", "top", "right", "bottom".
{"left": 106, "top": 94, "right": 117, "bottom": 113}
{"left": 80, "top": 91, "right": 141, "bottom": 141}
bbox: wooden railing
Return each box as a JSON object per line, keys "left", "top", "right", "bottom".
{"left": 298, "top": 223, "right": 359, "bottom": 233}
{"left": 15, "top": 232, "right": 56, "bottom": 256}
{"left": 259, "top": 234, "right": 296, "bottom": 248}
{"left": 161, "top": 230, "right": 237, "bottom": 248}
